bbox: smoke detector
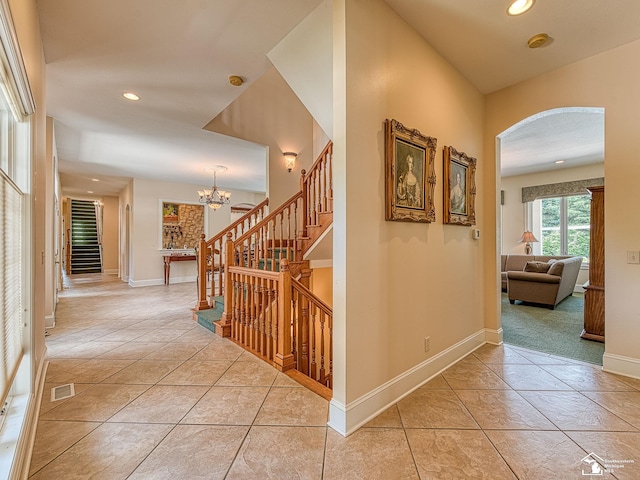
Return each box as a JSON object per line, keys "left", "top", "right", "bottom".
{"left": 228, "top": 75, "right": 244, "bottom": 87}
{"left": 528, "top": 33, "right": 549, "bottom": 49}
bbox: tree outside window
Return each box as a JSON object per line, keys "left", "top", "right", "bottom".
{"left": 541, "top": 194, "right": 590, "bottom": 262}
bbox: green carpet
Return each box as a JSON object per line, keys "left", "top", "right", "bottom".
{"left": 501, "top": 293, "right": 604, "bottom": 365}
{"left": 195, "top": 296, "right": 224, "bottom": 334}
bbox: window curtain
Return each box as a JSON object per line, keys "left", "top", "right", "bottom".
{"left": 521, "top": 177, "right": 604, "bottom": 203}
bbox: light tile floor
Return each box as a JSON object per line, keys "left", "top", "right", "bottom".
{"left": 28, "top": 274, "right": 640, "bottom": 479}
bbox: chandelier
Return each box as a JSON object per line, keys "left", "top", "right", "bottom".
{"left": 198, "top": 165, "right": 231, "bottom": 210}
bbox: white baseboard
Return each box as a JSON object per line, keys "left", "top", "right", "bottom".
{"left": 128, "top": 276, "right": 197, "bottom": 288}
{"left": 7, "top": 353, "right": 47, "bottom": 480}
{"left": 327, "top": 329, "right": 486, "bottom": 437}
{"left": 44, "top": 314, "right": 55, "bottom": 329}
{"left": 484, "top": 327, "right": 503, "bottom": 345}
{"left": 602, "top": 352, "right": 640, "bottom": 379}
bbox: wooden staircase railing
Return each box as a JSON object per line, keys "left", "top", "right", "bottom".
{"left": 195, "top": 141, "right": 333, "bottom": 393}
{"left": 291, "top": 277, "right": 333, "bottom": 390}
{"left": 195, "top": 198, "right": 269, "bottom": 311}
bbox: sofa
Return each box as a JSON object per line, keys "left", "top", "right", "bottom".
{"left": 501, "top": 255, "right": 583, "bottom": 309}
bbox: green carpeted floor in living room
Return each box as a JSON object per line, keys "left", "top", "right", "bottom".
{"left": 501, "top": 292, "right": 605, "bottom": 365}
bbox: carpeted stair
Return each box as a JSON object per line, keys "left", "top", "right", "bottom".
{"left": 195, "top": 296, "right": 223, "bottom": 333}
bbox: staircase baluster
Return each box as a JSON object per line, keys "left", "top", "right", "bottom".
{"left": 259, "top": 278, "right": 267, "bottom": 357}
{"left": 291, "top": 295, "right": 297, "bottom": 363}
{"left": 322, "top": 153, "right": 328, "bottom": 212}
{"left": 300, "top": 294, "right": 309, "bottom": 375}
{"left": 268, "top": 282, "right": 276, "bottom": 361}
{"left": 319, "top": 310, "right": 326, "bottom": 385}
{"left": 310, "top": 310, "right": 317, "bottom": 381}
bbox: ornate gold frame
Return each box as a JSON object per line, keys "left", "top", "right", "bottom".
{"left": 385, "top": 119, "right": 437, "bottom": 223}
{"left": 443, "top": 146, "right": 476, "bottom": 226}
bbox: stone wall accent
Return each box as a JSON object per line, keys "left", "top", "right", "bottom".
{"left": 162, "top": 203, "right": 204, "bottom": 249}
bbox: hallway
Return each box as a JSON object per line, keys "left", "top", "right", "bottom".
{"left": 28, "top": 274, "right": 640, "bottom": 479}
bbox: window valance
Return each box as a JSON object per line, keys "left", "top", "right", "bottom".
{"left": 521, "top": 177, "right": 604, "bottom": 203}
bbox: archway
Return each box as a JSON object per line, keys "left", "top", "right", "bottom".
{"left": 496, "top": 107, "right": 605, "bottom": 363}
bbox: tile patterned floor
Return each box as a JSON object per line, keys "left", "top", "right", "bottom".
{"left": 28, "top": 274, "right": 640, "bottom": 479}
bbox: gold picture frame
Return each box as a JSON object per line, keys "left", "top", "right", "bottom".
{"left": 443, "top": 146, "right": 476, "bottom": 226}
{"left": 385, "top": 119, "right": 437, "bottom": 223}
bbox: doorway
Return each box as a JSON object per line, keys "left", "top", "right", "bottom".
{"left": 497, "top": 107, "right": 605, "bottom": 364}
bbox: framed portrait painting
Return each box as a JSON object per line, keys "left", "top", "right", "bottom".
{"left": 443, "top": 146, "right": 476, "bottom": 226}
{"left": 385, "top": 119, "right": 437, "bottom": 223}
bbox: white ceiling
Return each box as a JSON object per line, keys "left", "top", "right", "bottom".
{"left": 38, "top": 1, "right": 640, "bottom": 196}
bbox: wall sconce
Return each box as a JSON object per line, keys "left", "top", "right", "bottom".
{"left": 283, "top": 152, "right": 297, "bottom": 172}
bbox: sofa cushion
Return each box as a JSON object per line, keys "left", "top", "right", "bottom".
{"left": 548, "top": 261, "right": 565, "bottom": 276}
{"left": 504, "top": 255, "right": 532, "bottom": 272}
{"left": 524, "top": 261, "right": 551, "bottom": 273}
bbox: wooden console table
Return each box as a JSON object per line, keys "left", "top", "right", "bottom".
{"left": 163, "top": 254, "right": 196, "bottom": 285}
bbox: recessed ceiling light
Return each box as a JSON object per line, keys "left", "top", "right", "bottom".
{"left": 555, "top": 160, "right": 565, "bottom": 164}
{"left": 91, "top": 178, "right": 100, "bottom": 182}
{"left": 123, "top": 92, "right": 140, "bottom": 101}
{"left": 87, "top": 190, "right": 94, "bottom": 194}
{"left": 507, "top": 0, "right": 535, "bottom": 16}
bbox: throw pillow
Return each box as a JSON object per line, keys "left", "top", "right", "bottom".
{"left": 524, "top": 261, "right": 551, "bottom": 273}
{"left": 548, "top": 261, "right": 565, "bottom": 276}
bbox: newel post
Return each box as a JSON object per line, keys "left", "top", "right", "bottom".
{"left": 195, "top": 234, "right": 209, "bottom": 311}
{"left": 274, "top": 259, "right": 295, "bottom": 372}
{"left": 300, "top": 169, "right": 308, "bottom": 239}
{"left": 214, "top": 232, "right": 234, "bottom": 337}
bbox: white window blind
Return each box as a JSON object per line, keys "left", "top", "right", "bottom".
{"left": 0, "top": 169, "right": 23, "bottom": 409}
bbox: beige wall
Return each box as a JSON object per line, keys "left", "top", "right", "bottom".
{"left": 205, "top": 67, "right": 315, "bottom": 208}
{"left": 486, "top": 39, "right": 640, "bottom": 375}
{"left": 310, "top": 267, "right": 333, "bottom": 307}
{"left": 101, "top": 196, "right": 119, "bottom": 273}
{"left": 332, "top": 0, "right": 485, "bottom": 432}
{"left": 130, "top": 177, "right": 264, "bottom": 286}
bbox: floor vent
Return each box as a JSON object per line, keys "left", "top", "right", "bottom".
{"left": 51, "top": 384, "right": 75, "bottom": 402}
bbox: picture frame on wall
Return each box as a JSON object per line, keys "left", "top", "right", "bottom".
{"left": 443, "top": 146, "right": 476, "bottom": 226}
{"left": 162, "top": 202, "right": 179, "bottom": 223}
{"left": 385, "top": 118, "right": 437, "bottom": 223}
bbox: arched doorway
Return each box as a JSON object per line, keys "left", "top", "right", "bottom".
{"left": 497, "top": 107, "right": 605, "bottom": 364}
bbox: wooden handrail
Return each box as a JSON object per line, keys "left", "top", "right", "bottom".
{"left": 291, "top": 277, "right": 333, "bottom": 389}
{"left": 303, "top": 141, "right": 333, "bottom": 186}
{"left": 206, "top": 198, "right": 269, "bottom": 248}
{"left": 65, "top": 227, "right": 71, "bottom": 274}
{"left": 292, "top": 277, "right": 332, "bottom": 316}
{"left": 234, "top": 192, "right": 302, "bottom": 246}
{"left": 195, "top": 199, "right": 269, "bottom": 311}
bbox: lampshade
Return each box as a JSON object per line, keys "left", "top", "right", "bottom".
{"left": 519, "top": 231, "right": 539, "bottom": 243}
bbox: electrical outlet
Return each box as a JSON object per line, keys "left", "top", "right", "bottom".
{"left": 424, "top": 336, "right": 430, "bottom": 352}
{"left": 628, "top": 251, "right": 640, "bottom": 264}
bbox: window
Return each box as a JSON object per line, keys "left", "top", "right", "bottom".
{"left": 540, "top": 194, "right": 590, "bottom": 262}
